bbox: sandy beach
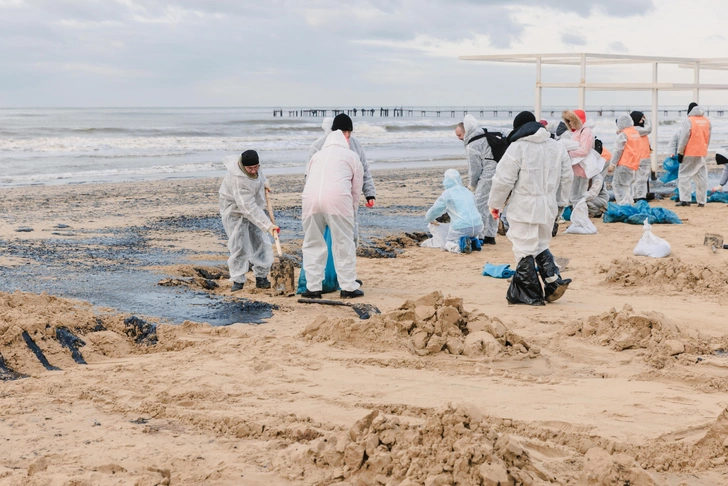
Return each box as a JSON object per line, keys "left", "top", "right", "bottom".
{"left": 2, "top": 167, "right": 728, "bottom": 485}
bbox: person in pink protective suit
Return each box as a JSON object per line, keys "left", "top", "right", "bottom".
{"left": 561, "top": 109, "right": 595, "bottom": 205}
{"left": 301, "top": 129, "right": 364, "bottom": 299}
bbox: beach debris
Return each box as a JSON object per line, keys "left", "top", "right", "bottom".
{"left": 298, "top": 298, "right": 381, "bottom": 320}
{"left": 158, "top": 277, "right": 219, "bottom": 291}
{"left": 704, "top": 233, "right": 724, "bottom": 253}
{"left": 123, "top": 316, "right": 158, "bottom": 346}
{"left": 193, "top": 266, "right": 227, "bottom": 280}
{"left": 15, "top": 227, "right": 33, "bottom": 232}
{"left": 55, "top": 223, "right": 70, "bottom": 229}
{"left": 55, "top": 327, "right": 87, "bottom": 365}
{"left": 357, "top": 232, "right": 429, "bottom": 259}
{"left": 22, "top": 331, "right": 61, "bottom": 371}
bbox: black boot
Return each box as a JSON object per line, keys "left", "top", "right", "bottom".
{"left": 255, "top": 277, "right": 271, "bottom": 289}
{"left": 535, "top": 249, "right": 571, "bottom": 303}
{"left": 506, "top": 256, "right": 545, "bottom": 306}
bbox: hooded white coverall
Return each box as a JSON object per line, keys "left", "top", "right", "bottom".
{"left": 425, "top": 169, "right": 484, "bottom": 253}
{"left": 609, "top": 114, "right": 639, "bottom": 206}
{"left": 302, "top": 130, "right": 364, "bottom": 293}
{"left": 488, "top": 127, "right": 572, "bottom": 264}
{"left": 463, "top": 114, "right": 498, "bottom": 240}
{"left": 219, "top": 156, "right": 274, "bottom": 284}
{"left": 308, "top": 119, "right": 375, "bottom": 245}
{"left": 677, "top": 106, "right": 711, "bottom": 205}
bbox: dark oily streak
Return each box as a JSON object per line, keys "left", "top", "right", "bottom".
{"left": 55, "top": 327, "right": 87, "bottom": 365}
{"left": 21, "top": 331, "right": 61, "bottom": 371}
{"left": 0, "top": 353, "right": 27, "bottom": 381}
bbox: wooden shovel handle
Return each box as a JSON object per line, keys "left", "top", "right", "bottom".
{"left": 265, "top": 190, "right": 283, "bottom": 257}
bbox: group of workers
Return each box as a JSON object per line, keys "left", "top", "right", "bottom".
{"left": 218, "top": 102, "right": 713, "bottom": 306}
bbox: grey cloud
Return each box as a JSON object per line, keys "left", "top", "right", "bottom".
{"left": 454, "top": 0, "right": 655, "bottom": 17}
{"left": 561, "top": 33, "right": 587, "bottom": 46}
{"left": 608, "top": 41, "right": 629, "bottom": 53}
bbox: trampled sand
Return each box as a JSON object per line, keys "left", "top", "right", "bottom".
{"left": 1, "top": 168, "right": 728, "bottom": 485}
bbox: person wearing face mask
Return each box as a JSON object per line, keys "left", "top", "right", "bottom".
{"left": 219, "top": 150, "right": 280, "bottom": 292}
{"left": 608, "top": 114, "right": 642, "bottom": 206}
{"left": 676, "top": 102, "right": 711, "bottom": 207}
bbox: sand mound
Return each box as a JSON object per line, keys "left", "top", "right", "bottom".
{"left": 274, "top": 404, "right": 561, "bottom": 485}
{"left": 561, "top": 305, "right": 726, "bottom": 368}
{"left": 601, "top": 257, "right": 728, "bottom": 293}
{"left": 302, "top": 291, "right": 538, "bottom": 360}
{"left": 0, "top": 291, "right": 196, "bottom": 378}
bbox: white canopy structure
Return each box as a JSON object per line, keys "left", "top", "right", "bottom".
{"left": 459, "top": 53, "right": 728, "bottom": 171}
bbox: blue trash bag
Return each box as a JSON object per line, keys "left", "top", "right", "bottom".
{"left": 562, "top": 206, "right": 572, "bottom": 221}
{"left": 659, "top": 155, "right": 680, "bottom": 184}
{"left": 297, "top": 226, "right": 340, "bottom": 294}
{"left": 603, "top": 200, "right": 682, "bottom": 225}
{"left": 708, "top": 191, "right": 728, "bottom": 203}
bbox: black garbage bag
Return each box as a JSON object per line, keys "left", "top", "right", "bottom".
{"left": 506, "top": 256, "right": 545, "bottom": 306}
{"left": 535, "top": 249, "right": 571, "bottom": 302}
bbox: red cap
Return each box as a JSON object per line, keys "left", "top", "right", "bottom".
{"left": 574, "top": 109, "right": 586, "bottom": 124}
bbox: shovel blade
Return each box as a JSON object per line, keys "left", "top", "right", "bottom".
{"left": 351, "top": 303, "right": 381, "bottom": 320}
{"left": 270, "top": 259, "right": 296, "bottom": 295}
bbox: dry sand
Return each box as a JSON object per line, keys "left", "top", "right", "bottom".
{"left": 2, "top": 168, "right": 728, "bottom": 485}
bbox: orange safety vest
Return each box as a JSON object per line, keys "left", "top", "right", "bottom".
{"left": 637, "top": 133, "right": 650, "bottom": 160}
{"left": 617, "top": 126, "right": 642, "bottom": 171}
{"left": 684, "top": 116, "right": 710, "bottom": 156}
{"left": 601, "top": 146, "right": 612, "bottom": 164}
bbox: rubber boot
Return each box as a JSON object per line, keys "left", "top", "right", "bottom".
{"left": 535, "top": 249, "right": 571, "bottom": 303}
{"left": 459, "top": 236, "right": 472, "bottom": 254}
{"left": 470, "top": 237, "right": 482, "bottom": 252}
{"left": 506, "top": 256, "right": 545, "bottom": 306}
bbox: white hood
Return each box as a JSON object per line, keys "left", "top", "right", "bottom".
{"left": 323, "top": 130, "right": 350, "bottom": 150}
{"left": 223, "top": 154, "right": 246, "bottom": 177}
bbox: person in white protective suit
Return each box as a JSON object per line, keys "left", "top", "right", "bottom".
{"left": 455, "top": 114, "right": 498, "bottom": 244}
{"left": 561, "top": 109, "right": 593, "bottom": 206}
{"left": 608, "top": 114, "right": 643, "bottom": 206}
{"left": 301, "top": 130, "right": 364, "bottom": 299}
{"left": 219, "top": 150, "right": 280, "bottom": 292}
{"left": 488, "top": 111, "right": 573, "bottom": 306}
{"left": 585, "top": 161, "right": 610, "bottom": 218}
{"left": 628, "top": 111, "right": 653, "bottom": 200}
{"left": 425, "top": 169, "right": 484, "bottom": 254}
{"left": 676, "top": 102, "right": 711, "bottom": 207}
{"left": 307, "top": 113, "right": 376, "bottom": 236}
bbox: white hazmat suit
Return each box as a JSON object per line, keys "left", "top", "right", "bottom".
{"left": 302, "top": 131, "right": 364, "bottom": 293}
{"left": 609, "top": 114, "right": 639, "bottom": 206}
{"left": 631, "top": 115, "right": 653, "bottom": 200}
{"left": 425, "top": 169, "right": 484, "bottom": 253}
{"left": 677, "top": 105, "right": 711, "bottom": 205}
{"left": 489, "top": 126, "right": 572, "bottom": 263}
{"left": 219, "top": 156, "right": 274, "bottom": 285}
{"left": 463, "top": 114, "right": 498, "bottom": 240}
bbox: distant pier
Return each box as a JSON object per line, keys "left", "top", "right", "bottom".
{"left": 273, "top": 107, "right": 727, "bottom": 118}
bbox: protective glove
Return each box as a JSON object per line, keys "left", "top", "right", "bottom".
{"left": 711, "top": 185, "right": 723, "bottom": 193}
{"left": 608, "top": 164, "right": 615, "bottom": 173}
{"left": 365, "top": 197, "right": 375, "bottom": 208}
{"left": 269, "top": 225, "right": 280, "bottom": 236}
{"left": 489, "top": 207, "right": 500, "bottom": 220}
{"left": 677, "top": 153, "right": 684, "bottom": 163}
{"left": 468, "top": 185, "right": 476, "bottom": 192}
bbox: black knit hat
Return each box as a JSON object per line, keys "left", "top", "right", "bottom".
{"left": 630, "top": 111, "right": 645, "bottom": 127}
{"left": 240, "top": 150, "right": 259, "bottom": 166}
{"left": 688, "top": 102, "right": 698, "bottom": 114}
{"left": 513, "top": 111, "right": 536, "bottom": 130}
{"left": 331, "top": 113, "right": 353, "bottom": 132}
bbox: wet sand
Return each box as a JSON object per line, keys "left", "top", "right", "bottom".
{"left": 2, "top": 167, "right": 728, "bottom": 485}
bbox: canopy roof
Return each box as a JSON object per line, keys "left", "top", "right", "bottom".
{"left": 458, "top": 52, "right": 728, "bottom": 170}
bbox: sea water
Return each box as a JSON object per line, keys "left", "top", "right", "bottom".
{"left": 1, "top": 107, "right": 727, "bottom": 187}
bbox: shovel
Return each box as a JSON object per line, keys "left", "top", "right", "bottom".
{"left": 704, "top": 233, "right": 725, "bottom": 253}
{"left": 265, "top": 190, "right": 296, "bottom": 295}
{"left": 298, "top": 298, "right": 381, "bottom": 320}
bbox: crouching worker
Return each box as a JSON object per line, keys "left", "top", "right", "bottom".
{"left": 219, "top": 150, "right": 279, "bottom": 292}
{"left": 425, "top": 169, "right": 483, "bottom": 254}
{"left": 488, "top": 111, "right": 573, "bottom": 306}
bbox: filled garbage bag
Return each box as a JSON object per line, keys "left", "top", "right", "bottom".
{"left": 420, "top": 223, "right": 451, "bottom": 249}
{"left": 297, "top": 226, "right": 340, "bottom": 294}
{"left": 564, "top": 198, "right": 597, "bottom": 234}
{"left": 659, "top": 155, "right": 680, "bottom": 184}
{"left": 603, "top": 200, "right": 682, "bottom": 225}
{"left": 633, "top": 218, "right": 671, "bottom": 258}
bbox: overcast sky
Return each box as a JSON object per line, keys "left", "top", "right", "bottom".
{"left": 2, "top": 0, "right": 728, "bottom": 107}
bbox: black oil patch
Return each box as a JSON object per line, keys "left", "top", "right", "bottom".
{"left": 55, "top": 327, "right": 87, "bottom": 365}
{"left": 123, "top": 316, "right": 158, "bottom": 346}
{"left": 21, "top": 331, "right": 60, "bottom": 371}
{"left": 0, "top": 354, "right": 27, "bottom": 381}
